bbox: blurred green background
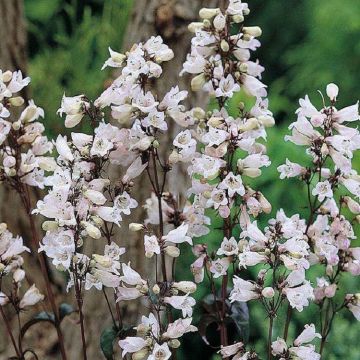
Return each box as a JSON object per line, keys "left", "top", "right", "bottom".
{"left": 24, "top": 0, "right": 360, "bottom": 358}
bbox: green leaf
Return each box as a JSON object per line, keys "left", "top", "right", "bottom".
{"left": 59, "top": 303, "right": 75, "bottom": 321}
{"left": 21, "top": 312, "right": 55, "bottom": 338}
{"left": 100, "top": 326, "right": 118, "bottom": 360}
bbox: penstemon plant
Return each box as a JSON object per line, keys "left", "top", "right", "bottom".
{"left": 0, "top": 1, "right": 359, "bottom": 359}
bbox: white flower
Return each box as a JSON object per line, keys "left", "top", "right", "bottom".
{"left": 229, "top": 277, "right": 259, "bottom": 303}
{"left": 164, "top": 294, "right": 196, "bottom": 317}
{"left": 271, "top": 338, "right": 287, "bottom": 355}
{"left": 312, "top": 180, "right": 333, "bottom": 201}
{"left": 55, "top": 135, "right": 74, "bottom": 162}
{"left": 102, "top": 47, "right": 126, "bottom": 70}
{"left": 217, "top": 237, "right": 239, "bottom": 256}
{"left": 142, "top": 110, "right": 167, "bottom": 131}
{"left": 148, "top": 343, "right": 171, "bottom": 360}
{"left": 282, "top": 281, "right": 314, "bottom": 312}
{"left": 210, "top": 257, "right": 230, "bottom": 278}
{"left": 162, "top": 223, "right": 192, "bottom": 245}
{"left": 119, "top": 337, "right": 147, "bottom": 357}
{"left": 278, "top": 159, "right": 305, "bottom": 179}
{"left": 162, "top": 317, "right": 197, "bottom": 339}
{"left": 144, "top": 235, "right": 161, "bottom": 257}
{"left": 294, "top": 324, "right": 321, "bottom": 346}
{"left": 219, "top": 172, "right": 245, "bottom": 197}
{"left": 20, "top": 284, "right": 44, "bottom": 309}
{"left": 120, "top": 263, "right": 143, "bottom": 286}
{"left": 215, "top": 74, "right": 240, "bottom": 98}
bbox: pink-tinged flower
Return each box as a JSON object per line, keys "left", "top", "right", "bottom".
{"left": 241, "top": 221, "right": 268, "bottom": 248}
{"left": 162, "top": 317, "right": 197, "bottom": 339}
{"left": 312, "top": 180, "right": 333, "bottom": 201}
{"left": 120, "top": 263, "right": 144, "bottom": 286}
{"left": 288, "top": 345, "right": 320, "bottom": 360}
{"left": 217, "top": 237, "right": 239, "bottom": 256}
{"left": 55, "top": 135, "right": 74, "bottom": 162}
{"left": 219, "top": 172, "right": 245, "bottom": 197}
{"left": 19, "top": 284, "right": 44, "bottom": 309}
{"left": 326, "top": 83, "right": 339, "bottom": 101}
{"left": 218, "top": 342, "right": 244, "bottom": 357}
{"left": 148, "top": 343, "right": 171, "bottom": 360}
{"left": 278, "top": 159, "right": 306, "bottom": 179}
{"left": 229, "top": 276, "right": 260, "bottom": 303}
{"left": 294, "top": 324, "right": 321, "bottom": 346}
{"left": 271, "top": 338, "right": 287, "bottom": 355}
{"left": 282, "top": 281, "right": 314, "bottom": 312}
{"left": 116, "top": 287, "right": 143, "bottom": 301}
{"left": 164, "top": 294, "right": 196, "bottom": 317}
{"left": 346, "top": 294, "right": 360, "bottom": 320}
{"left": 239, "top": 246, "right": 267, "bottom": 268}
{"left": 209, "top": 257, "right": 230, "bottom": 278}
{"left": 118, "top": 337, "right": 147, "bottom": 357}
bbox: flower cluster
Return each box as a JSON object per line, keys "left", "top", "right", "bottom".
{"left": 0, "top": 223, "right": 44, "bottom": 311}
{"left": 0, "top": 70, "right": 53, "bottom": 189}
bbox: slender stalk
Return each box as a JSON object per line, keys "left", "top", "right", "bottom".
{"left": 267, "top": 315, "right": 274, "bottom": 360}
{"left": 283, "top": 303, "right": 292, "bottom": 341}
{"left": 16, "top": 312, "right": 23, "bottom": 357}
{"left": 74, "top": 273, "right": 87, "bottom": 360}
{"left": 22, "top": 188, "right": 67, "bottom": 360}
{"left": 1, "top": 306, "right": 21, "bottom": 358}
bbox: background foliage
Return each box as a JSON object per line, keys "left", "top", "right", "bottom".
{"left": 24, "top": 0, "right": 360, "bottom": 358}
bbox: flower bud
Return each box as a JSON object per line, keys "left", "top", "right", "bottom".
{"left": 258, "top": 115, "right": 275, "bottom": 127}
{"left": 242, "top": 168, "right": 261, "bottom": 178}
{"left": 172, "top": 281, "right": 197, "bottom": 294}
{"left": 152, "top": 284, "right": 160, "bottom": 294}
{"left": 0, "top": 223, "right": 7, "bottom": 234}
{"left": 326, "top": 265, "right": 333, "bottom": 276}
{"left": 153, "top": 139, "right": 160, "bottom": 148}
{"left": 81, "top": 221, "right": 101, "bottom": 239}
{"left": 3, "top": 71, "right": 12, "bottom": 82}
{"left": 13, "top": 268, "right": 25, "bottom": 283}
{"left": 188, "top": 22, "right": 204, "bottom": 32}
{"left": 220, "top": 39, "right": 230, "bottom": 52}
{"left": 129, "top": 223, "right": 145, "bottom": 232}
{"left": 42, "top": 221, "right": 59, "bottom": 231}
{"left": 232, "top": 14, "right": 244, "bottom": 23}
{"left": 7, "top": 168, "right": 16, "bottom": 177}
{"left": 9, "top": 96, "right": 24, "bottom": 107}
{"left": 326, "top": 83, "right": 339, "bottom": 101}
{"left": 191, "top": 74, "right": 206, "bottom": 91}
{"left": 132, "top": 349, "right": 149, "bottom": 360}
{"left": 199, "top": 7, "right": 220, "bottom": 19}
{"left": 165, "top": 245, "right": 180, "bottom": 258}
{"left": 214, "top": 14, "right": 226, "bottom": 30}
{"left": 12, "top": 120, "right": 21, "bottom": 130}
{"left": 91, "top": 215, "right": 104, "bottom": 228}
{"left": 136, "top": 323, "right": 150, "bottom": 337}
{"left": 238, "top": 117, "right": 259, "bottom": 132}
{"left": 20, "top": 284, "right": 44, "bottom": 309}
{"left": 261, "top": 287, "right": 275, "bottom": 298}
{"left": 0, "top": 263, "right": 5, "bottom": 273}
{"left": 168, "top": 339, "right": 181, "bottom": 349}
{"left": 243, "top": 26, "right": 262, "bottom": 37}
{"left": 259, "top": 193, "right": 272, "bottom": 214}
{"left": 239, "top": 62, "right": 248, "bottom": 73}
{"left": 324, "top": 284, "right": 337, "bottom": 298}
{"left": 92, "top": 254, "right": 112, "bottom": 268}
{"left": 344, "top": 196, "right": 360, "bottom": 214}
{"left": 192, "top": 107, "right": 206, "bottom": 119}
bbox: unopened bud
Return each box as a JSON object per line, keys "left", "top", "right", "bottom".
{"left": 12, "top": 120, "right": 21, "bottom": 131}
{"left": 199, "top": 7, "right": 220, "bottom": 19}
{"left": 13, "top": 268, "right": 25, "bottom": 283}
{"left": 132, "top": 349, "right": 149, "bottom": 360}
{"left": 92, "top": 254, "right": 112, "bottom": 268}
{"left": 238, "top": 117, "right": 259, "bottom": 132}
{"left": 239, "top": 62, "right": 248, "bottom": 73}
{"left": 9, "top": 96, "right": 24, "bottom": 107}
{"left": 168, "top": 339, "right": 181, "bottom": 349}
{"left": 261, "top": 287, "right": 275, "bottom": 298}
{"left": 152, "top": 284, "right": 160, "bottom": 294}
{"left": 165, "top": 245, "right": 180, "bottom": 258}
{"left": 2, "top": 71, "right": 12, "bottom": 82}
{"left": 129, "top": 223, "right": 144, "bottom": 232}
{"left": 188, "top": 22, "right": 204, "bottom": 32}
{"left": 214, "top": 14, "right": 226, "bottom": 30}
{"left": 81, "top": 221, "right": 101, "bottom": 239}
{"left": 258, "top": 115, "right": 275, "bottom": 127}
{"left": 326, "top": 83, "right": 339, "bottom": 101}
{"left": 153, "top": 140, "right": 160, "bottom": 149}
{"left": 220, "top": 39, "right": 230, "bottom": 52}
{"left": 191, "top": 73, "right": 206, "bottom": 92}
{"left": 242, "top": 168, "right": 261, "bottom": 178}
{"left": 232, "top": 14, "right": 244, "bottom": 23}
{"left": 243, "top": 26, "right": 262, "bottom": 37}
{"left": 42, "top": 221, "right": 59, "bottom": 231}
{"left": 192, "top": 107, "right": 206, "bottom": 119}
{"left": 172, "top": 281, "right": 197, "bottom": 294}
